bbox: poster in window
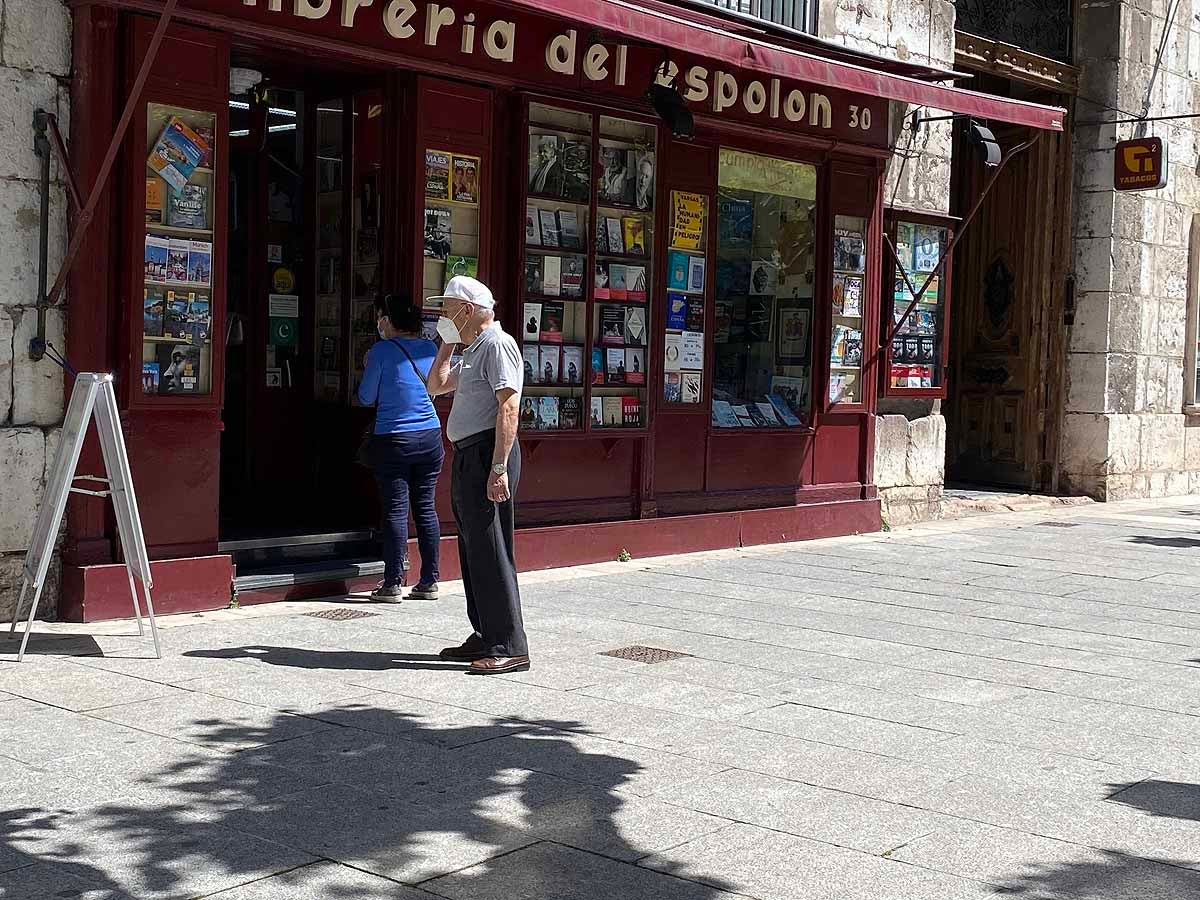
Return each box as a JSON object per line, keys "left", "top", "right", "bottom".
{"left": 452, "top": 155, "right": 481, "bottom": 204}
{"left": 776, "top": 302, "right": 812, "bottom": 366}
{"left": 833, "top": 227, "right": 865, "bottom": 273}
{"left": 914, "top": 226, "right": 941, "bottom": 272}
{"left": 598, "top": 146, "right": 632, "bottom": 205}
{"left": 670, "top": 191, "right": 705, "bottom": 250}
{"left": 633, "top": 150, "right": 655, "bottom": 211}
{"left": 425, "top": 149, "right": 451, "bottom": 200}
{"left": 423, "top": 207, "right": 451, "bottom": 260}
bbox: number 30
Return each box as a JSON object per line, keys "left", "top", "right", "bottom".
{"left": 849, "top": 106, "right": 872, "bottom": 130}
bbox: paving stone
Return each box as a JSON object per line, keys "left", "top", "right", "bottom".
{"left": 0, "top": 862, "right": 133, "bottom": 899}
{"left": 305, "top": 690, "right": 524, "bottom": 747}
{"left": 738, "top": 701, "right": 957, "bottom": 757}
{"left": 180, "top": 666, "right": 374, "bottom": 714}
{"left": 201, "top": 861, "right": 430, "bottom": 898}
{"left": 426, "top": 841, "right": 748, "bottom": 900}
{"left": 753, "top": 677, "right": 967, "bottom": 724}
{"left": 577, "top": 674, "right": 782, "bottom": 721}
{"left": 0, "top": 699, "right": 162, "bottom": 766}
{"left": 655, "top": 768, "right": 954, "bottom": 855}
{"left": 0, "top": 664, "right": 183, "bottom": 712}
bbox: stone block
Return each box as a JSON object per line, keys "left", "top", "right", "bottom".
{"left": 1144, "top": 355, "right": 1169, "bottom": 412}
{"left": 906, "top": 414, "right": 945, "bottom": 486}
{"left": 1073, "top": 236, "right": 1114, "bottom": 293}
{"left": 881, "top": 485, "right": 942, "bottom": 527}
{"left": 1109, "top": 294, "right": 1142, "bottom": 354}
{"left": 0, "top": 69, "right": 63, "bottom": 183}
{"left": 1075, "top": 191, "right": 1114, "bottom": 240}
{"left": 0, "top": 180, "right": 66, "bottom": 308}
{"left": 1076, "top": 149, "right": 1116, "bottom": 193}
{"left": 0, "top": 427, "right": 45, "bottom": 552}
{"left": 11, "top": 306, "right": 64, "bottom": 427}
{"left": 1161, "top": 201, "right": 1189, "bottom": 247}
{"left": 1105, "top": 473, "right": 1147, "bottom": 501}
{"left": 1112, "top": 240, "right": 1153, "bottom": 296}
{"left": 1158, "top": 300, "right": 1188, "bottom": 357}
{"left": 1059, "top": 412, "right": 1109, "bottom": 475}
{"left": 1, "top": 0, "right": 72, "bottom": 76}
{"left": 1141, "top": 413, "right": 1185, "bottom": 470}
{"left": 0, "top": 311, "right": 12, "bottom": 423}
{"left": 873, "top": 414, "right": 908, "bottom": 489}
{"left": 1105, "top": 352, "right": 1139, "bottom": 413}
{"left": 1185, "top": 420, "right": 1200, "bottom": 469}
{"left": 1190, "top": 470, "right": 1200, "bottom": 493}
{"left": 1167, "top": 357, "right": 1185, "bottom": 411}
{"left": 1140, "top": 299, "right": 1159, "bottom": 356}
{"left": 1114, "top": 192, "right": 1161, "bottom": 244}
{"left": 1069, "top": 291, "right": 1111, "bottom": 354}
{"left": 928, "top": 0, "right": 956, "bottom": 65}
{"left": 1066, "top": 352, "right": 1108, "bottom": 413}
{"left": 1109, "top": 413, "right": 1143, "bottom": 474}
{"left": 1157, "top": 246, "right": 1190, "bottom": 300}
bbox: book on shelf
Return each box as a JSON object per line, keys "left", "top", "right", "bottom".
{"left": 844, "top": 334, "right": 863, "bottom": 367}
{"left": 622, "top": 217, "right": 646, "bottom": 256}
{"left": 143, "top": 287, "right": 165, "bottom": 337}
{"left": 622, "top": 395, "right": 641, "bottom": 427}
{"left": 167, "top": 185, "right": 208, "bottom": 229}
{"left": 538, "top": 209, "right": 560, "bottom": 247}
{"left": 519, "top": 396, "right": 539, "bottom": 430}
{"left": 147, "top": 117, "right": 209, "bottom": 195}
{"left": 918, "top": 336, "right": 935, "bottom": 362}
{"left": 525, "top": 205, "right": 540, "bottom": 245}
{"left": 688, "top": 256, "right": 706, "bottom": 293}
{"left": 539, "top": 301, "right": 564, "bottom": 342}
{"left": 624, "top": 306, "right": 646, "bottom": 345}
{"left": 718, "top": 197, "right": 753, "bottom": 248}
{"left": 600, "top": 305, "right": 625, "bottom": 345}
{"left": 625, "top": 266, "right": 647, "bottom": 303}
{"left": 595, "top": 222, "right": 609, "bottom": 254}
{"left": 842, "top": 275, "right": 863, "bottom": 316}
{"left": 560, "top": 138, "right": 591, "bottom": 202}
{"left": 157, "top": 342, "right": 202, "bottom": 394}
{"left": 187, "top": 240, "right": 212, "bottom": 286}
{"left": 767, "top": 393, "right": 803, "bottom": 427}
{"left": 664, "top": 372, "right": 682, "bottom": 403}
{"left": 444, "top": 255, "right": 477, "bottom": 287}
{"left": 904, "top": 336, "right": 920, "bottom": 360}
{"left": 590, "top": 396, "right": 604, "bottom": 427}
{"left": 833, "top": 227, "right": 866, "bottom": 272}
{"left": 633, "top": 149, "right": 655, "bottom": 211}
{"left": 750, "top": 260, "right": 778, "bottom": 296}
{"left": 141, "top": 362, "right": 160, "bottom": 395}
{"left": 522, "top": 302, "right": 543, "bottom": 344}
{"left": 195, "top": 124, "right": 215, "bottom": 169}
{"left": 561, "top": 346, "right": 584, "bottom": 384}
{"left": 732, "top": 404, "right": 755, "bottom": 427}
{"left": 539, "top": 396, "right": 560, "bottom": 429}
{"left": 594, "top": 262, "right": 611, "bottom": 300}
{"left": 715, "top": 257, "right": 750, "bottom": 296}
{"left": 598, "top": 146, "right": 634, "bottom": 206}
{"left": 560, "top": 397, "right": 581, "bottom": 429}
{"left": 832, "top": 274, "right": 846, "bottom": 315}
{"left": 591, "top": 347, "right": 604, "bottom": 385}
{"left": 145, "top": 178, "right": 165, "bottom": 224}
{"left": 607, "top": 264, "right": 628, "bottom": 301}
{"left": 606, "top": 347, "right": 626, "bottom": 383}
{"left": 539, "top": 344, "right": 561, "bottom": 383}
{"left": 162, "top": 291, "right": 189, "bottom": 341}
{"left": 747, "top": 403, "right": 771, "bottom": 427}
{"left": 602, "top": 396, "right": 623, "bottom": 427}
{"left": 528, "top": 134, "right": 560, "bottom": 196}
{"left": 452, "top": 155, "right": 480, "bottom": 204}
{"left": 605, "top": 217, "right": 624, "bottom": 254}
{"left": 561, "top": 257, "right": 585, "bottom": 298}
{"left": 524, "top": 259, "right": 543, "bottom": 295}
{"left": 711, "top": 400, "right": 741, "bottom": 427}
{"left": 558, "top": 210, "right": 582, "bottom": 249}
{"left": 542, "top": 255, "right": 562, "bottom": 296}
{"left": 666, "top": 292, "right": 687, "bottom": 330}
{"left": 144, "top": 235, "right": 169, "bottom": 282}
{"left": 685, "top": 298, "right": 704, "bottom": 332}
{"left": 714, "top": 300, "right": 732, "bottom": 342}
{"left": 755, "top": 401, "right": 782, "bottom": 426}
{"left": 770, "top": 376, "right": 808, "bottom": 414}
{"left": 681, "top": 331, "right": 704, "bottom": 368}
{"left": 663, "top": 332, "right": 682, "bottom": 372}
{"left": 188, "top": 294, "right": 211, "bottom": 345}
{"left": 522, "top": 344, "right": 540, "bottom": 383}
{"left": 625, "top": 347, "right": 646, "bottom": 384}
{"left": 166, "top": 239, "right": 189, "bottom": 282}
{"left": 319, "top": 255, "right": 341, "bottom": 295}
{"left": 424, "top": 207, "right": 451, "bottom": 259}
{"left": 667, "top": 250, "right": 689, "bottom": 291}
{"left": 682, "top": 370, "right": 702, "bottom": 404}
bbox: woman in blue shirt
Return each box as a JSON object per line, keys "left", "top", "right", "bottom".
{"left": 359, "top": 293, "right": 443, "bottom": 601}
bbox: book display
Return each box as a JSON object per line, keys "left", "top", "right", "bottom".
{"left": 520, "top": 101, "right": 657, "bottom": 432}
{"left": 710, "top": 151, "right": 815, "bottom": 427}
{"left": 829, "top": 214, "right": 867, "bottom": 404}
{"left": 663, "top": 191, "right": 708, "bottom": 407}
{"left": 141, "top": 103, "right": 216, "bottom": 396}
{"left": 886, "top": 216, "right": 951, "bottom": 394}
{"left": 314, "top": 98, "right": 348, "bottom": 402}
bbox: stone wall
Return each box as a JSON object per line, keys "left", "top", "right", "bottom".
{"left": 1062, "top": 0, "right": 1200, "bottom": 499}
{"left": 818, "top": 0, "right": 956, "bottom": 523}
{"left": 0, "top": 0, "right": 72, "bottom": 619}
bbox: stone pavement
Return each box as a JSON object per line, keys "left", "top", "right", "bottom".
{"left": 4, "top": 498, "right": 1200, "bottom": 899}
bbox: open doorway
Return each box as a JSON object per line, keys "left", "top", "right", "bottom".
{"left": 219, "top": 59, "right": 392, "bottom": 582}
{"left": 945, "top": 76, "right": 1073, "bottom": 493}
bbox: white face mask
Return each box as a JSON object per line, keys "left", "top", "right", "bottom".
{"left": 436, "top": 315, "right": 462, "bottom": 345}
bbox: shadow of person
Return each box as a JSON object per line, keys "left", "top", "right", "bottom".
{"left": 1105, "top": 779, "right": 1200, "bottom": 823}
{"left": 185, "top": 645, "right": 461, "bottom": 672}
{"left": 1, "top": 707, "right": 740, "bottom": 898}
{"left": 994, "top": 848, "right": 1200, "bottom": 898}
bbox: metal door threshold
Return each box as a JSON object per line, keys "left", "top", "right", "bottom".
{"left": 233, "top": 558, "right": 383, "bottom": 592}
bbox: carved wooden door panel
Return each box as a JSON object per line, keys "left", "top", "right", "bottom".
{"left": 948, "top": 124, "right": 1067, "bottom": 489}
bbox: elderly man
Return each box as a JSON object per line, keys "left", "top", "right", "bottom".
{"left": 427, "top": 276, "right": 529, "bottom": 674}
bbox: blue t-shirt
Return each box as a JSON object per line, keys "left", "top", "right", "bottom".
{"left": 358, "top": 337, "right": 440, "bottom": 434}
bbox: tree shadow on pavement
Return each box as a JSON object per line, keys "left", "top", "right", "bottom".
{"left": 1105, "top": 779, "right": 1200, "bottom": 823}
{"left": 994, "top": 848, "right": 1200, "bottom": 898}
{"left": 1, "top": 705, "right": 739, "bottom": 898}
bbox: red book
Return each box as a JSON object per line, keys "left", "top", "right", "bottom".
{"left": 621, "top": 395, "right": 641, "bottom": 428}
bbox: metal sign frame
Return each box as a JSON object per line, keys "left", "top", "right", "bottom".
{"left": 7, "top": 374, "right": 161, "bottom": 661}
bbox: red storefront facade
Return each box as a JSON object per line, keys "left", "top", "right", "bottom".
{"left": 59, "top": 0, "right": 1064, "bottom": 619}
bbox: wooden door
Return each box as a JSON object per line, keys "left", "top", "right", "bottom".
{"left": 947, "top": 123, "right": 1071, "bottom": 490}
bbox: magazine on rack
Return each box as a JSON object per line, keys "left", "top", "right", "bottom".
{"left": 424, "top": 207, "right": 452, "bottom": 259}
{"left": 167, "top": 184, "right": 208, "bottom": 229}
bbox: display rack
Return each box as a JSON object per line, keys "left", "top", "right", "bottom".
{"left": 519, "top": 99, "right": 658, "bottom": 433}
{"left": 828, "top": 213, "right": 867, "bottom": 405}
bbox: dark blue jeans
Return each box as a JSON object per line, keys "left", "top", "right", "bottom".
{"left": 369, "top": 427, "right": 444, "bottom": 587}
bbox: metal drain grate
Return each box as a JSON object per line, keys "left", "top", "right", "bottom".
{"left": 600, "top": 645, "right": 692, "bottom": 664}
{"left": 303, "top": 608, "right": 379, "bottom": 621}
{"left": 1035, "top": 521, "right": 1081, "bottom": 528}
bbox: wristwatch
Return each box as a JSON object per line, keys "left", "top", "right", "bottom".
{"left": 491, "top": 463, "right": 507, "bottom": 476}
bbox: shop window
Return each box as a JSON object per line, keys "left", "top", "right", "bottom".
{"left": 881, "top": 211, "right": 954, "bottom": 399}
{"left": 711, "top": 149, "right": 817, "bottom": 428}
{"left": 1185, "top": 213, "right": 1200, "bottom": 411}
{"left": 315, "top": 99, "right": 346, "bottom": 402}
{"left": 142, "top": 102, "right": 217, "bottom": 397}
{"left": 519, "top": 100, "right": 657, "bottom": 432}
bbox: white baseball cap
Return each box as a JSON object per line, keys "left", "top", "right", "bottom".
{"left": 428, "top": 275, "right": 495, "bottom": 310}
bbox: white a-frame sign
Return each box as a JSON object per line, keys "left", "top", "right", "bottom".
{"left": 8, "top": 374, "right": 161, "bottom": 661}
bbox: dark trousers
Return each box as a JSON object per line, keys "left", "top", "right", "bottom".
{"left": 370, "top": 427, "right": 444, "bottom": 587}
{"left": 450, "top": 430, "right": 527, "bottom": 658}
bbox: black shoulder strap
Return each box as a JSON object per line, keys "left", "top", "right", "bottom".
{"left": 389, "top": 337, "right": 431, "bottom": 385}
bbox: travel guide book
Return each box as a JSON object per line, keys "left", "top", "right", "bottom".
{"left": 167, "top": 184, "right": 209, "bottom": 229}
{"left": 147, "top": 117, "right": 209, "bottom": 195}
{"left": 143, "top": 288, "right": 165, "bottom": 337}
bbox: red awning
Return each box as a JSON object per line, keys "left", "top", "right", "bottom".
{"left": 503, "top": 0, "right": 1066, "bottom": 131}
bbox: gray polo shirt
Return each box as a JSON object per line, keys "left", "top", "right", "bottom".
{"left": 446, "top": 321, "right": 524, "bottom": 443}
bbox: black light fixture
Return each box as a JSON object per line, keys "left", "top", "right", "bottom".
{"left": 646, "top": 65, "right": 694, "bottom": 139}
{"left": 968, "top": 120, "right": 1001, "bottom": 167}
